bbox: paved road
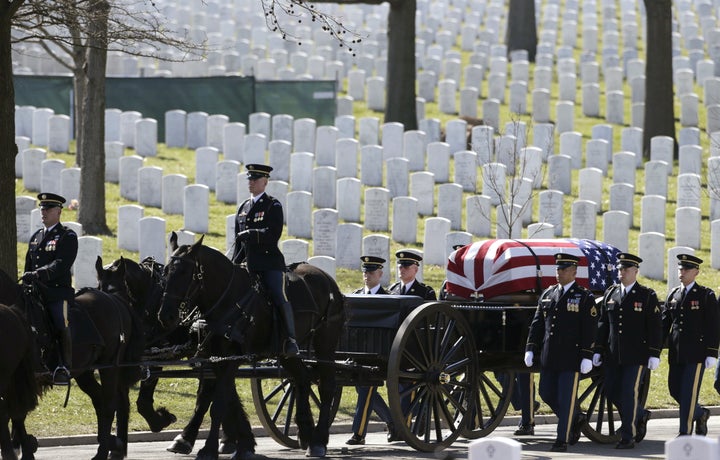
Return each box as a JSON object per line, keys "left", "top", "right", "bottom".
{"left": 35, "top": 411, "right": 710, "bottom": 460}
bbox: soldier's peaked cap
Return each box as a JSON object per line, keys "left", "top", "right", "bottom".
{"left": 361, "top": 256, "right": 385, "bottom": 272}
{"left": 554, "top": 253, "right": 580, "bottom": 268}
{"left": 37, "top": 192, "right": 66, "bottom": 209}
{"left": 616, "top": 253, "right": 642, "bottom": 268}
{"left": 246, "top": 164, "right": 272, "bottom": 178}
{"left": 677, "top": 253, "right": 702, "bottom": 269}
{"left": 396, "top": 251, "right": 422, "bottom": 265}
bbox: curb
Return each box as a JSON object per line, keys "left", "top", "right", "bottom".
{"left": 37, "top": 407, "right": 713, "bottom": 447}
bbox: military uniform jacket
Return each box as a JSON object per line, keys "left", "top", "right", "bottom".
{"left": 388, "top": 280, "right": 437, "bottom": 300}
{"left": 231, "top": 193, "right": 286, "bottom": 271}
{"left": 24, "top": 223, "right": 78, "bottom": 302}
{"left": 663, "top": 283, "right": 720, "bottom": 364}
{"left": 595, "top": 283, "right": 662, "bottom": 365}
{"left": 526, "top": 282, "right": 597, "bottom": 371}
{"left": 353, "top": 286, "right": 388, "bottom": 295}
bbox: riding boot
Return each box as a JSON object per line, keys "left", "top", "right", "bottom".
{"left": 53, "top": 327, "right": 72, "bottom": 385}
{"left": 279, "top": 302, "right": 299, "bottom": 357}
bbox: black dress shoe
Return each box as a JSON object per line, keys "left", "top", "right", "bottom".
{"left": 616, "top": 439, "right": 635, "bottom": 449}
{"left": 695, "top": 408, "right": 710, "bottom": 436}
{"left": 345, "top": 434, "right": 365, "bottom": 445}
{"left": 569, "top": 412, "right": 586, "bottom": 445}
{"left": 514, "top": 424, "right": 535, "bottom": 436}
{"left": 635, "top": 409, "right": 651, "bottom": 442}
{"left": 550, "top": 440, "right": 567, "bottom": 452}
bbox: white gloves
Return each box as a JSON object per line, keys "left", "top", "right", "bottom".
{"left": 580, "top": 358, "right": 592, "bottom": 374}
{"left": 524, "top": 351, "right": 534, "bottom": 367}
{"left": 647, "top": 357, "right": 660, "bottom": 371}
{"left": 705, "top": 356, "right": 718, "bottom": 369}
{"left": 592, "top": 353, "right": 602, "bottom": 367}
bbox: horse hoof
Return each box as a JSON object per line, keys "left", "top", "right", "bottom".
{"left": 27, "top": 435, "right": 38, "bottom": 453}
{"left": 109, "top": 451, "right": 125, "bottom": 460}
{"left": 231, "top": 449, "right": 258, "bottom": 460}
{"left": 218, "top": 441, "right": 236, "bottom": 454}
{"left": 195, "top": 446, "right": 219, "bottom": 460}
{"left": 306, "top": 445, "right": 327, "bottom": 457}
{"left": 166, "top": 435, "right": 193, "bottom": 455}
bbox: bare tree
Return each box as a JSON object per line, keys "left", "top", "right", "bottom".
{"left": 13, "top": 0, "right": 205, "bottom": 234}
{"left": 472, "top": 121, "right": 550, "bottom": 239}
{"left": 1, "top": 0, "right": 26, "bottom": 276}
{"left": 267, "top": 0, "right": 419, "bottom": 129}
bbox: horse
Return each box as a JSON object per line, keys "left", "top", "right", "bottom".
{"left": 9, "top": 272, "right": 145, "bottom": 460}
{"left": 158, "top": 233, "right": 347, "bottom": 459}
{"left": 96, "top": 256, "right": 240, "bottom": 455}
{"left": 0, "top": 269, "right": 44, "bottom": 460}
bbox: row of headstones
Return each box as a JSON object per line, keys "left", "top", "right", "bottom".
{"left": 20, "top": 196, "right": 710, "bottom": 295}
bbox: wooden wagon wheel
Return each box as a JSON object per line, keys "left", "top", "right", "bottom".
{"left": 250, "top": 376, "right": 342, "bottom": 448}
{"left": 579, "top": 366, "right": 651, "bottom": 443}
{"left": 386, "top": 302, "right": 479, "bottom": 452}
{"left": 460, "top": 370, "right": 515, "bottom": 439}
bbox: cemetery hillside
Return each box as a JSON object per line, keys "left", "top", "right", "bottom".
{"left": 11, "top": 0, "right": 720, "bottom": 437}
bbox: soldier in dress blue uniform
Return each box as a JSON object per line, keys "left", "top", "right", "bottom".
{"left": 231, "top": 164, "right": 298, "bottom": 357}
{"left": 663, "top": 254, "right": 719, "bottom": 436}
{"left": 594, "top": 253, "right": 661, "bottom": 449}
{"left": 524, "top": 253, "right": 596, "bottom": 452}
{"left": 347, "top": 256, "right": 394, "bottom": 445}
{"left": 23, "top": 192, "right": 78, "bottom": 385}
{"left": 388, "top": 251, "right": 436, "bottom": 300}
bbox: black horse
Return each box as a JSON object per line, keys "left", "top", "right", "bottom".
{"left": 158, "top": 233, "right": 347, "bottom": 459}
{"left": 0, "top": 269, "right": 43, "bottom": 460}
{"left": 96, "top": 256, "right": 239, "bottom": 455}
{"left": 95, "top": 256, "right": 178, "bottom": 434}
{"left": 9, "top": 271, "right": 145, "bottom": 460}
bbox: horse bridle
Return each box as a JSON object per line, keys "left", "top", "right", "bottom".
{"left": 164, "top": 254, "right": 205, "bottom": 327}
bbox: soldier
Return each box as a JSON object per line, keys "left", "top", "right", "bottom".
{"left": 524, "top": 253, "right": 596, "bottom": 452}
{"left": 663, "top": 254, "right": 719, "bottom": 436}
{"left": 388, "top": 251, "right": 436, "bottom": 300}
{"left": 347, "top": 256, "right": 395, "bottom": 445}
{"left": 23, "top": 192, "right": 78, "bottom": 385}
{"left": 593, "top": 253, "right": 661, "bottom": 449}
{"left": 231, "top": 164, "right": 298, "bottom": 357}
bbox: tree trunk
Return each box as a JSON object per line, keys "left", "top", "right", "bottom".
{"left": 77, "top": 0, "right": 110, "bottom": 234}
{"left": 73, "top": 47, "right": 87, "bottom": 166}
{"left": 385, "top": 0, "right": 417, "bottom": 130}
{"left": 505, "top": 0, "right": 537, "bottom": 62}
{"left": 0, "top": 0, "right": 24, "bottom": 277}
{"left": 643, "top": 0, "right": 676, "bottom": 158}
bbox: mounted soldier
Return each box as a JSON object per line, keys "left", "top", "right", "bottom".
{"left": 22, "top": 192, "right": 78, "bottom": 385}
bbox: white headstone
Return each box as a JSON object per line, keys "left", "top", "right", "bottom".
{"left": 162, "top": 174, "right": 187, "bottom": 215}
{"left": 337, "top": 177, "right": 361, "bottom": 222}
{"left": 137, "top": 166, "right": 163, "bottom": 208}
{"left": 403, "top": 130, "right": 428, "bottom": 171}
{"left": 539, "top": 189, "right": 565, "bottom": 236}
{"left": 362, "top": 234, "right": 391, "bottom": 285}
{"left": 119, "top": 155, "right": 144, "bottom": 201}
{"left": 454, "top": 151, "right": 478, "bottom": 192}
{"left": 165, "top": 110, "right": 187, "bottom": 148}
{"left": 74, "top": 236, "right": 103, "bottom": 289}
{"left": 40, "top": 159, "right": 64, "bottom": 195}
{"left": 547, "top": 154, "right": 572, "bottom": 194}
{"left": 31, "top": 108, "right": 54, "bottom": 147}
{"left": 138, "top": 217, "right": 166, "bottom": 263}
{"left": 118, "top": 204, "right": 144, "bottom": 251}
{"left": 468, "top": 437, "right": 522, "bottom": 460}
{"left": 410, "top": 172, "right": 435, "bottom": 216}
{"left": 427, "top": 142, "right": 450, "bottom": 183}
{"left": 281, "top": 239, "right": 309, "bottom": 265}
{"left": 335, "top": 138, "right": 359, "bottom": 179}
{"left": 216, "top": 160, "right": 240, "bottom": 204}
{"left": 571, "top": 199, "right": 597, "bottom": 239}
{"left": 482, "top": 162, "right": 507, "bottom": 205}
{"left": 676, "top": 206, "right": 702, "bottom": 249}
{"left": 195, "top": 147, "right": 219, "bottom": 191}
{"left": 120, "top": 111, "right": 142, "bottom": 149}
{"left": 364, "top": 187, "right": 390, "bottom": 231}
{"left": 612, "top": 152, "right": 637, "bottom": 186}
{"left": 223, "top": 122, "right": 246, "bottom": 162}
{"left": 22, "top": 148, "right": 46, "bottom": 192}
{"left": 135, "top": 118, "right": 158, "bottom": 157}
{"left": 183, "top": 184, "right": 209, "bottom": 233}
{"left": 386, "top": 157, "right": 410, "bottom": 198}
{"left": 16, "top": 196, "right": 36, "bottom": 243}
{"left": 287, "top": 191, "right": 312, "bottom": 238}
{"left": 664, "top": 428, "right": 719, "bottom": 459}
{"left": 527, "top": 222, "right": 555, "bottom": 239}
{"left": 438, "top": 183, "right": 464, "bottom": 230}
{"left": 423, "top": 217, "right": 452, "bottom": 265}
{"left": 313, "top": 166, "right": 337, "bottom": 209}
{"left": 294, "top": 118, "right": 317, "bottom": 154}
{"left": 47, "top": 115, "right": 70, "bottom": 153}
{"left": 677, "top": 173, "right": 702, "bottom": 208}
{"left": 290, "top": 152, "right": 314, "bottom": 192}
{"left": 312, "top": 209, "right": 338, "bottom": 257}
{"left": 467, "top": 195, "right": 492, "bottom": 237}
{"left": 603, "top": 210, "right": 630, "bottom": 252}
{"left": 559, "top": 131, "right": 583, "bottom": 169}
{"left": 358, "top": 117, "right": 380, "bottom": 147}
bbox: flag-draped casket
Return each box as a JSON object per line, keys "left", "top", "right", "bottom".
{"left": 445, "top": 239, "right": 621, "bottom": 300}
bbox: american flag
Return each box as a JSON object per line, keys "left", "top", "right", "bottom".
{"left": 446, "top": 239, "right": 621, "bottom": 299}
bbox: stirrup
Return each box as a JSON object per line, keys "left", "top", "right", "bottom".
{"left": 52, "top": 366, "right": 71, "bottom": 385}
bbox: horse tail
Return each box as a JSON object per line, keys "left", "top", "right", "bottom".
{"left": 6, "top": 308, "right": 42, "bottom": 419}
